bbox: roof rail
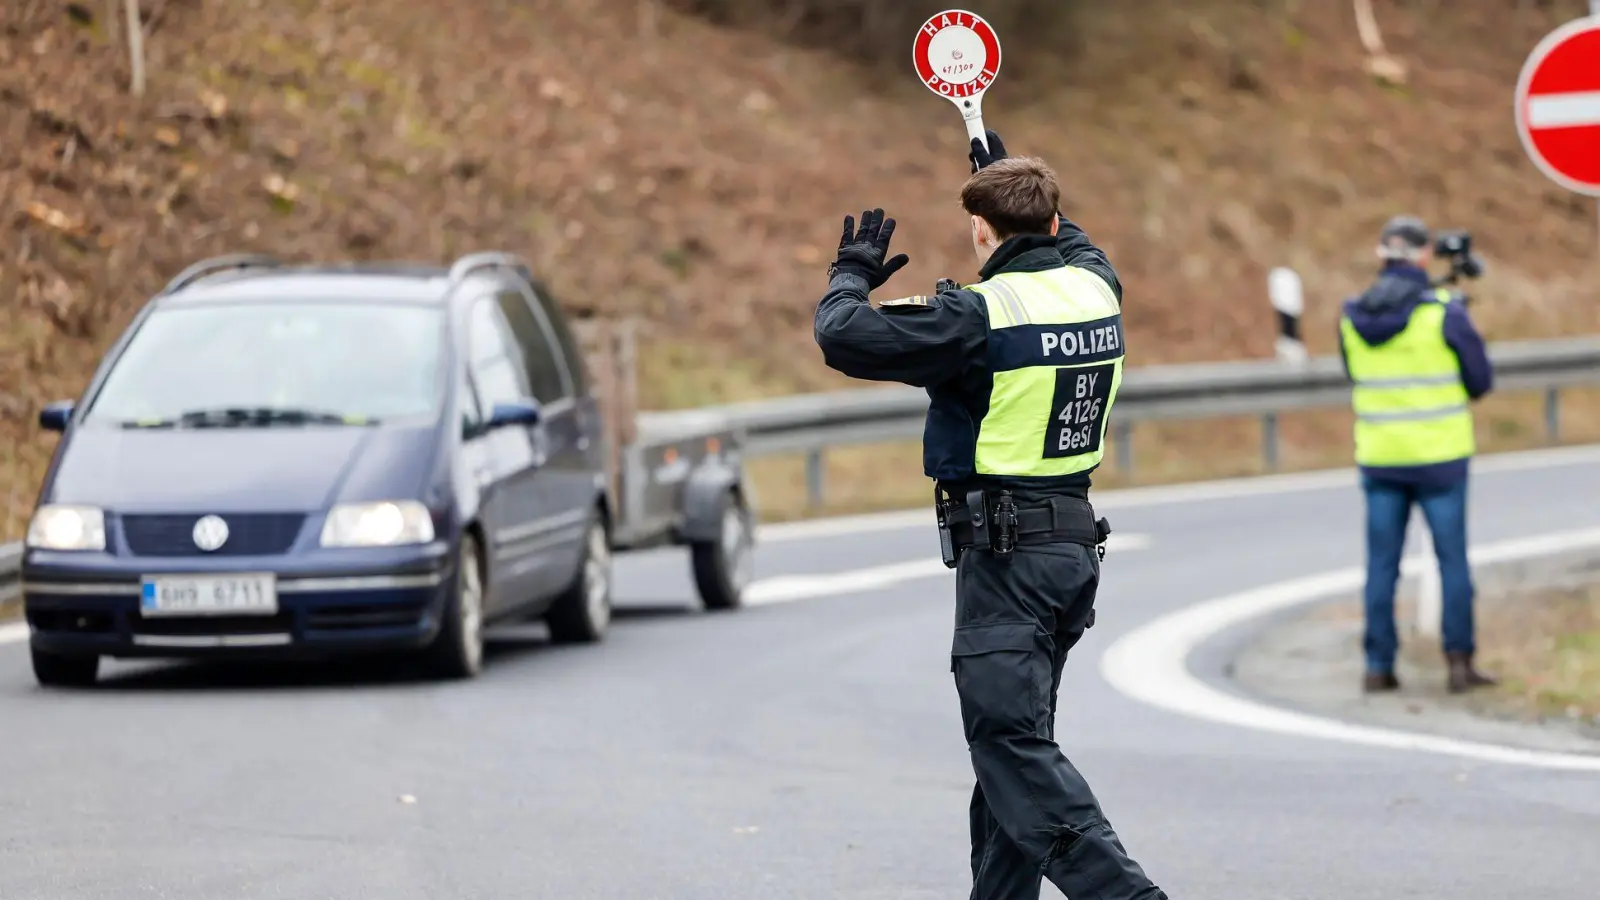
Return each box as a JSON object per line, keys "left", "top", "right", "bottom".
{"left": 447, "top": 251, "right": 532, "bottom": 286}
{"left": 160, "top": 254, "right": 283, "bottom": 295}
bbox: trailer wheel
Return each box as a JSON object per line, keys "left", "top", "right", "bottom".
{"left": 691, "top": 489, "right": 752, "bottom": 611}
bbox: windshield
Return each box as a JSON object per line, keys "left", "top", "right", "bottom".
{"left": 84, "top": 301, "right": 446, "bottom": 427}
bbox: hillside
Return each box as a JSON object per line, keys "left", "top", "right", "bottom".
{"left": 4, "top": 0, "right": 1599, "bottom": 531}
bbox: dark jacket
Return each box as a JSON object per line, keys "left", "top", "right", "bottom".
{"left": 1336, "top": 261, "right": 1493, "bottom": 487}
{"left": 813, "top": 213, "right": 1122, "bottom": 501}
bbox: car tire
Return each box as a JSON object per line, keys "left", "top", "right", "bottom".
{"left": 691, "top": 490, "right": 752, "bottom": 612}
{"left": 546, "top": 515, "right": 611, "bottom": 645}
{"left": 32, "top": 647, "right": 99, "bottom": 688}
{"left": 422, "top": 531, "right": 486, "bottom": 679}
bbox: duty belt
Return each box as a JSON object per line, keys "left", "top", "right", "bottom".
{"left": 935, "top": 488, "right": 1111, "bottom": 568}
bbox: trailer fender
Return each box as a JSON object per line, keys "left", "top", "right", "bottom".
{"left": 679, "top": 462, "right": 745, "bottom": 544}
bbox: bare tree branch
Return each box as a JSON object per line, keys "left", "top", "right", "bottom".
{"left": 1352, "top": 0, "right": 1407, "bottom": 85}
{"left": 123, "top": 0, "right": 146, "bottom": 96}
{"left": 1351, "top": 0, "right": 1386, "bottom": 55}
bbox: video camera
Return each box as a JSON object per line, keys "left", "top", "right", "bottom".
{"left": 1431, "top": 229, "right": 1485, "bottom": 286}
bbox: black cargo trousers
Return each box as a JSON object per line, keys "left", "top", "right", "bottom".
{"left": 952, "top": 538, "right": 1169, "bottom": 900}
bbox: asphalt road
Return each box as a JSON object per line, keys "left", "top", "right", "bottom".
{"left": 4, "top": 447, "right": 1600, "bottom": 899}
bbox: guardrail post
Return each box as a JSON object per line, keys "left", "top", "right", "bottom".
{"left": 1544, "top": 387, "right": 1561, "bottom": 444}
{"left": 1411, "top": 512, "right": 1441, "bottom": 641}
{"left": 1113, "top": 420, "right": 1132, "bottom": 476}
{"left": 1268, "top": 267, "right": 1308, "bottom": 367}
{"left": 1261, "top": 413, "right": 1280, "bottom": 472}
{"left": 805, "top": 448, "right": 825, "bottom": 508}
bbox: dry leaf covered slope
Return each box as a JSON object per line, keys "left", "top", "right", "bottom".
{"left": 3, "top": 1, "right": 1595, "bottom": 530}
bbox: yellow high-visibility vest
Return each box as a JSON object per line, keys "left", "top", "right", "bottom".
{"left": 1339, "top": 290, "right": 1475, "bottom": 467}
{"left": 968, "top": 266, "right": 1124, "bottom": 477}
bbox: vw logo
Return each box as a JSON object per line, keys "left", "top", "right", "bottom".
{"left": 192, "top": 515, "right": 230, "bottom": 552}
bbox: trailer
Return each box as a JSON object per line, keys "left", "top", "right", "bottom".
{"left": 573, "top": 320, "right": 756, "bottom": 611}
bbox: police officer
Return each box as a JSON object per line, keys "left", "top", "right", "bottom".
{"left": 1338, "top": 215, "right": 1496, "bottom": 695}
{"left": 813, "top": 131, "right": 1170, "bottom": 900}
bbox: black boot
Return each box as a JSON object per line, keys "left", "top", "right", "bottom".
{"left": 1363, "top": 670, "right": 1400, "bottom": 693}
{"left": 1446, "top": 651, "right": 1497, "bottom": 693}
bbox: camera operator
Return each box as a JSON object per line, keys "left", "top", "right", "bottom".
{"left": 1337, "top": 214, "right": 1496, "bottom": 695}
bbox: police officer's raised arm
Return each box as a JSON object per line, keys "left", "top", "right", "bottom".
{"left": 1053, "top": 212, "right": 1122, "bottom": 307}
{"left": 968, "top": 131, "right": 1123, "bottom": 308}
{"left": 813, "top": 209, "right": 984, "bottom": 388}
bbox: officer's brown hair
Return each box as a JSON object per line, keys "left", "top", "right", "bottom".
{"left": 959, "top": 157, "right": 1060, "bottom": 240}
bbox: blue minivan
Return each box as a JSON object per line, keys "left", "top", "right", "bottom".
{"left": 21, "top": 253, "right": 657, "bottom": 685}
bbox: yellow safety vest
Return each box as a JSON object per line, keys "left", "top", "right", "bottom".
{"left": 1339, "top": 290, "right": 1475, "bottom": 468}
{"left": 968, "top": 266, "right": 1125, "bottom": 477}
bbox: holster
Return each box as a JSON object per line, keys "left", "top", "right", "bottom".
{"left": 938, "top": 487, "right": 1106, "bottom": 562}
{"left": 935, "top": 487, "right": 960, "bottom": 569}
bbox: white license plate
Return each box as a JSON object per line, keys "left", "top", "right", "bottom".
{"left": 139, "top": 573, "right": 279, "bottom": 617}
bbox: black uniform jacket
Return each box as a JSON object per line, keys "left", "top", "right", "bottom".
{"left": 813, "top": 213, "right": 1123, "bottom": 501}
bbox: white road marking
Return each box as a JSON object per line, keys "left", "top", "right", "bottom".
{"left": 1528, "top": 90, "right": 1600, "bottom": 129}
{"left": 746, "top": 558, "right": 951, "bottom": 606}
{"left": 745, "top": 533, "right": 1151, "bottom": 606}
{"left": 1099, "top": 526, "right": 1600, "bottom": 771}
{"left": 754, "top": 444, "right": 1600, "bottom": 543}
{"left": 0, "top": 537, "right": 1152, "bottom": 643}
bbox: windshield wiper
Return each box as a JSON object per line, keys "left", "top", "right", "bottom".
{"left": 122, "top": 407, "right": 375, "bottom": 428}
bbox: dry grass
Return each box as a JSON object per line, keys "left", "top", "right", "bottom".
{"left": 660, "top": 0, "right": 1080, "bottom": 72}
{"left": 1467, "top": 580, "right": 1600, "bottom": 723}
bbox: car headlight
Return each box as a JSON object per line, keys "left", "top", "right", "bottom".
{"left": 26, "top": 505, "right": 106, "bottom": 551}
{"left": 320, "top": 501, "right": 435, "bottom": 547}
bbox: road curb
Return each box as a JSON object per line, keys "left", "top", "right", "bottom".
{"left": 1230, "top": 542, "right": 1600, "bottom": 755}
{"left": 1464, "top": 539, "right": 1600, "bottom": 597}
{"left": 1101, "top": 526, "right": 1600, "bottom": 770}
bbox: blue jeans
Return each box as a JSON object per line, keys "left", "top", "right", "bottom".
{"left": 1360, "top": 474, "right": 1475, "bottom": 673}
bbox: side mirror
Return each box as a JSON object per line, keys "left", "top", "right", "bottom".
{"left": 486, "top": 398, "right": 541, "bottom": 430}
{"left": 39, "top": 401, "right": 74, "bottom": 432}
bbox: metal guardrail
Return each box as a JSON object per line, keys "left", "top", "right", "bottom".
{"left": 5, "top": 335, "right": 1600, "bottom": 617}
{"left": 688, "top": 335, "right": 1600, "bottom": 505}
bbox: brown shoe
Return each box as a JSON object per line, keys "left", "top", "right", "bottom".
{"left": 1363, "top": 671, "right": 1400, "bottom": 692}
{"left": 1446, "top": 651, "right": 1498, "bottom": 693}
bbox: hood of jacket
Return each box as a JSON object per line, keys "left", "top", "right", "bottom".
{"left": 1344, "top": 263, "right": 1434, "bottom": 347}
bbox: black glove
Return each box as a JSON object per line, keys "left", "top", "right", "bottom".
{"left": 969, "top": 129, "right": 1009, "bottom": 172}
{"left": 828, "top": 208, "right": 909, "bottom": 290}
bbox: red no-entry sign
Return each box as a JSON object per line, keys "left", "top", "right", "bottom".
{"left": 1515, "top": 17, "right": 1600, "bottom": 196}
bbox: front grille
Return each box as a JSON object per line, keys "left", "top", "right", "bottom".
{"left": 132, "top": 612, "right": 293, "bottom": 636}
{"left": 305, "top": 603, "right": 427, "bottom": 631}
{"left": 120, "top": 513, "right": 306, "bottom": 557}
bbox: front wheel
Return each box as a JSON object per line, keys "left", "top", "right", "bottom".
{"left": 691, "top": 490, "right": 753, "bottom": 611}
{"left": 32, "top": 647, "right": 99, "bottom": 688}
{"left": 546, "top": 516, "right": 612, "bottom": 644}
{"left": 422, "top": 532, "right": 486, "bottom": 679}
